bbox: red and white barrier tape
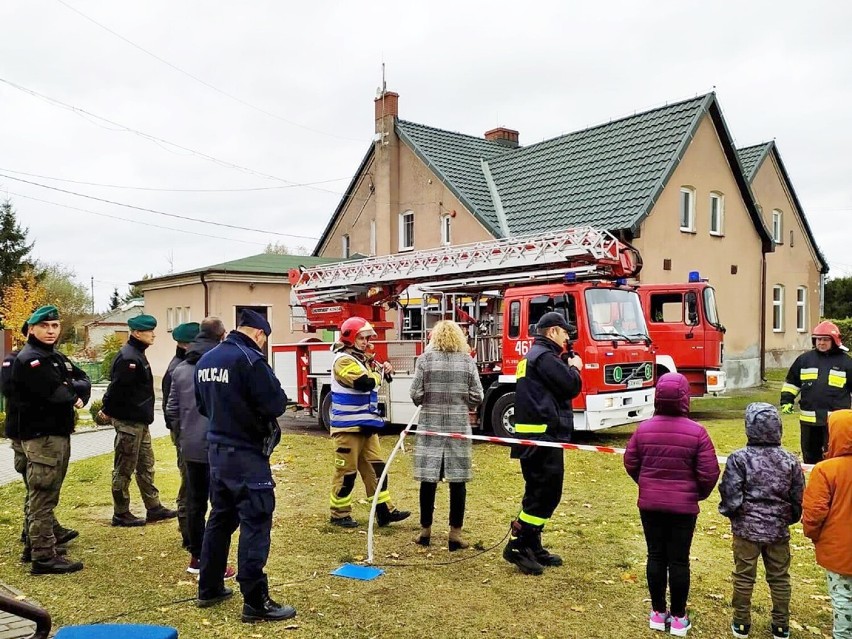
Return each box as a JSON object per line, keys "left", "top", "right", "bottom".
{"left": 410, "top": 429, "right": 816, "bottom": 472}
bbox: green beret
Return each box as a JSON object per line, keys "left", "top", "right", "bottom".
{"left": 172, "top": 322, "right": 200, "bottom": 343}
{"left": 128, "top": 314, "right": 157, "bottom": 331}
{"left": 28, "top": 305, "right": 60, "bottom": 324}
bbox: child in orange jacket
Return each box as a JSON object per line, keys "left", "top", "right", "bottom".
{"left": 802, "top": 409, "right": 852, "bottom": 639}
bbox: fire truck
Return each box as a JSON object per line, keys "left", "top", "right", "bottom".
{"left": 638, "top": 275, "right": 727, "bottom": 397}
{"left": 272, "top": 226, "right": 658, "bottom": 436}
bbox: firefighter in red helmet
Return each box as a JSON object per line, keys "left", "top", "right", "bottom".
{"left": 327, "top": 316, "right": 410, "bottom": 528}
{"left": 781, "top": 321, "right": 852, "bottom": 463}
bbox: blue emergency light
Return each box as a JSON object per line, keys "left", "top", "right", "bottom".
{"left": 688, "top": 271, "right": 700, "bottom": 283}
{"left": 616, "top": 277, "right": 627, "bottom": 286}
{"left": 564, "top": 272, "right": 577, "bottom": 282}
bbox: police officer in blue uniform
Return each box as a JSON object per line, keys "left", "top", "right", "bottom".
{"left": 194, "top": 309, "right": 295, "bottom": 623}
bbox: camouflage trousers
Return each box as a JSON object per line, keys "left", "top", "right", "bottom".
{"left": 12, "top": 439, "right": 63, "bottom": 547}
{"left": 21, "top": 435, "right": 70, "bottom": 561}
{"left": 170, "top": 427, "right": 189, "bottom": 548}
{"left": 112, "top": 420, "right": 161, "bottom": 515}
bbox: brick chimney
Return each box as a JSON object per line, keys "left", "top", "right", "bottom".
{"left": 375, "top": 91, "right": 399, "bottom": 127}
{"left": 484, "top": 127, "right": 519, "bottom": 149}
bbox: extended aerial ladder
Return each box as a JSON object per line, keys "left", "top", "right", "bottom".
{"left": 288, "top": 226, "right": 643, "bottom": 336}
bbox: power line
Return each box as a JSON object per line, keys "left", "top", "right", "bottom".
{"left": 0, "top": 167, "right": 350, "bottom": 193}
{"left": 4, "top": 190, "right": 266, "bottom": 246}
{"left": 54, "top": 0, "right": 363, "bottom": 143}
{"left": 0, "top": 173, "right": 320, "bottom": 240}
{"left": 0, "top": 77, "right": 354, "bottom": 196}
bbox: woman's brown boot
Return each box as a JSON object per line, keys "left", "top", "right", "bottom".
{"left": 415, "top": 527, "right": 431, "bottom": 547}
{"left": 448, "top": 527, "right": 469, "bottom": 552}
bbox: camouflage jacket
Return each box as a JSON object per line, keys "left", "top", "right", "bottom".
{"left": 718, "top": 402, "right": 805, "bottom": 543}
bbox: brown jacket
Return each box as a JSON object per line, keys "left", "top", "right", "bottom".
{"left": 802, "top": 409, "right": 852, "bottom": 576}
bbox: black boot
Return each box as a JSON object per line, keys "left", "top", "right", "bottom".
{"left": 529, "top": 529, "right": 563, "bottom": 567}
{"left": 53, "top": 525, "right": 79, "bottom": 545}
{"left": 197, "top": 586, "right": 234, "bottom": 608}
{"left": 502, "top": 521, "right": 545, "bottom": 576}
{"left": 376, "top": 503, "right": 411, "bottom": 527}
{"left": 242, "top": 592, "right": 297, "bottom": 623}
{"left": 31, "top": 555, "right": 84, "bottom": 575}
{"left": 112, "top": 511, "right": 146, "bottom": 527}
{"left": 146, "top": 505, "right": 179, "bottom": 522}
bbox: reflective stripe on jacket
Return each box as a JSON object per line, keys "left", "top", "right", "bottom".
{"left": 330, "top": 352, "right": 384, "bottom": 432}
{"left": 780, "top": 348, "right": 852, "bottom": 426}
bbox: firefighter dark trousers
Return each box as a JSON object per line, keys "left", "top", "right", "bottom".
{"left": 329, "top": 431, "right": 395, "bottom": 519}
{"left": 518, "top": 446, "right": 564, "bottom": 530}
{"left": 199, "top": 443, "right": 274, "bottom": 602}
{"left": 800, "top": 422, "right": 828, "bottom": 465}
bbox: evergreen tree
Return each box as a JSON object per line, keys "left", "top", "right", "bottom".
{"left": 110, "top": 287, "right": 121, "bottom": 310}
{"left": 0, "top": 199, "right": 34, "bottom": 294}
{"left": 824, "top": 276, "right": 852, "bottom": 319}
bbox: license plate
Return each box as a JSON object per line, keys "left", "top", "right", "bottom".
{"left": 627, "top": 379, "right": 643, "bottom": 389}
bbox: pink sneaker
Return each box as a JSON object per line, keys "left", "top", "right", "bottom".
{"left": 223, "top": 565, "right": 236, "bottom": 580}
{"left": 649, "top": 610, "right": 670, "bottom": 631}
{"left": 669, "top": 614, "right": 691, "bottom": 637}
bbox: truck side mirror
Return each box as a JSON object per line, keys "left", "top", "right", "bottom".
{"left": 685, "top": 291, "right": 699, "bottom": 326}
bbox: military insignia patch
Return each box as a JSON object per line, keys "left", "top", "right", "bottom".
{"left": 30, "top": 360, "right": 41, "bottom": 367}
{"left": 129, "top": 363, "right": 137, "bottom": 369}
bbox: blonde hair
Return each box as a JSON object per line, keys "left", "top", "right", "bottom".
{"left": 429, "top": 320, "right": 470, "bottom": 353}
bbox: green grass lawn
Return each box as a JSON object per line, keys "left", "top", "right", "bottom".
{"left": 0, "top": 380, "right": 834, "bottom": 638}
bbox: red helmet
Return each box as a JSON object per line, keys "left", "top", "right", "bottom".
{"left": 340, "top": 317, "right": 377, "bottom": 346}
{"left": 812, "top": 320, "right": 843, "bottom": 348}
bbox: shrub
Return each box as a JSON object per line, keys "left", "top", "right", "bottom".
{"left": 89, "top": 399, "right": 111, "bottom": 425}
{"left": 99, "top": 334, "right": 124, "bottom": 381}
{"left": 0, "top": 412, "right": 5, "bottom": 439}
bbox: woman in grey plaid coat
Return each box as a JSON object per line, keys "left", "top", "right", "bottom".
{"left": 410, "top": 320, "right": 484, "bottom": 551}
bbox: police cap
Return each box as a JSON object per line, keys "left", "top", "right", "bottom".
{"left": 238, "top": 309, "right": 271, "bottom": 336}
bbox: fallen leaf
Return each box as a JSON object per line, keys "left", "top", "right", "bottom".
{"left": 570, "top": 606, "right": 586, "bottom": 613}
{"left": 600, "top": 579, "right": 615, "bottom": 585}
{"left": 707, "top": 593, "right": 724, "bottom": 600}
{"left": 806, "top": 626, "right": 822, "bottom": 635}
{"left": 620, "top": 572, "right": 637, "bottom": 583}
{"left": 790, "top": 620, "right": 804, "bottom": 631}
{"left": 284, "top": 624, "right": 299, "bottom": 630}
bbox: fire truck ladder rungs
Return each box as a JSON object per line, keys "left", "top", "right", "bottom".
{"left": 292, "top": 226, "right": 629, "bottom": 299}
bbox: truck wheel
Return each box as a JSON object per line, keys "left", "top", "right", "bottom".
{"left": 319, "top": 392, "right": 332, "bottom": 432}
{"left": 490, "top": 392, "right": 516, "bottom": 439}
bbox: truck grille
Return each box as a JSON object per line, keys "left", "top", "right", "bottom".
{"left": 604, "top": 362, "right": 654, "bottom": 385}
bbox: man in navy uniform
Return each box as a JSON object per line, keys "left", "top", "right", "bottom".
{"left": 11, "top": 306, "right": 90, "bottom": 574}
{"left": 503, "top": 311, "right": 583, "bottom": 575}
{"left": 194, "top": 309, "right": 295, "bottom": 623}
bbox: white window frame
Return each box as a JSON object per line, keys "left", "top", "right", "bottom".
{"left": 679, "top": 187, "right": 695, "bottom": 232}
{"left": 369, "top": 220, "right": 376, "bottom": 256}
{"left": 772, "top": 285, "right": 784, "bottom": 333}
{"left": 166, "top": 307, "right": 174, "bottom": 331}
{"left": 399, "top": 210, "right": 415, "bottom": 251}
{"left": 709, "top": 192, "right": 724, "bottom": 236}
{"left": 342, "top": 234, "right": 350, "bottom": 259}
{"left": 440, "top": 215, "right": 451, "bottom": 246}
{"left": 772, "top": 209, "right": 783, "bottom": 244}
{"left": 796, "top": 286, "right": 807, "bottom": 332}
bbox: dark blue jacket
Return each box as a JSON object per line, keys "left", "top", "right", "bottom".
{"left": 194, "top": 330, "right": 287, "bottom": 453}
{"left": 162, "top": 346, "right": 186, "bottom": 430}
{"left": 513, "top": 336, "right": 582, "bottom": 446}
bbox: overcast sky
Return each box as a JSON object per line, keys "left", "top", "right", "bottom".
{"left": 1, "top": 0, "right": 850, "bottom": 312}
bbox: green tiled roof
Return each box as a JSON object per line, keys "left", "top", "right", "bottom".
{"left": 134, "top": 253, "right": 334, "bottom": 285}
{"left": 396, "top": 94, "right": 714, "bottom": 236}
{"left": 737, "top": 142, "right": 773, "bottom": 181}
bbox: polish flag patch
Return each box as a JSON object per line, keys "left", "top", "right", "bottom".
{"left": 129, "top": 363, "right": 137, "bottom": 369}
{"left": 2, "top": 361, "right": 10, "bottom": 367}
{"left": 30, "top": 360, "right": 41, "bottom": 368}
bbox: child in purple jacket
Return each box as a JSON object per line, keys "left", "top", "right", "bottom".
{"left": 624, "top": 372, "right": 720, "bottom": 637}
{"left": 718, "top": 403, "right": 805, "bottom": 639}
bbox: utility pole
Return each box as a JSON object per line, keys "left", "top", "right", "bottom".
{"left": 90, "top": 276, "right": 95, "bottom": 314}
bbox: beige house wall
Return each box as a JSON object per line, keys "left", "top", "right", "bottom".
{"left": 751, "top": 155, "right": 822, "bottom": 368}
{"left": 318, "top": 144, "right": 494, "bottom": 261}
{"left": 140, "top": 278, "right": 315, "bottom": 381}
{"left": 632, "top": 115, "right": 764, "bottom": 388}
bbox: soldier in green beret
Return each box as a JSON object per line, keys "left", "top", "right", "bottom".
{"left": 163, "top": 321, "right": 200, "bottom": 550}
{"left": 9, "top": 306, "right": 91, "bottom": 574}
{"left": 100, "top": 314, "right": 178, "bottom": 527}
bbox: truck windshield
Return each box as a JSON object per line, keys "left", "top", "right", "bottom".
{"left": 586, "top": 288, "right": 649, "bottom": 341}
{"left": 703, "top": 286, "right": 721, "bottom": 327}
